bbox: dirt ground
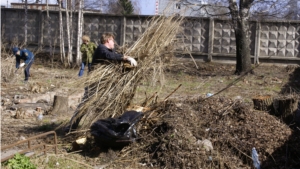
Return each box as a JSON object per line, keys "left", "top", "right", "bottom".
{"left": 1, "top": 55, "right": 300, "bottom": 168}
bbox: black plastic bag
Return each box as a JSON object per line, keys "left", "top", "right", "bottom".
{"left": 90, "top": 110, "right": 144, "bottom": 148}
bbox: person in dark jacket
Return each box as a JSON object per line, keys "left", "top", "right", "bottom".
{"left": 12, "top": 47, "right": 34, "bottom": 82}
{"left": 92, "top": 32, "right": 137, "bottom": 69}
{"left": 65, "top": 33, "right": 137, "bottom": 132}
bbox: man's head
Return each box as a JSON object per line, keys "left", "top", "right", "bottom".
{"left": 12, "top": 47, "right": 19, "bottom": 55}
{"left": 101, "top": 33, "right": 115, "bottom": 49}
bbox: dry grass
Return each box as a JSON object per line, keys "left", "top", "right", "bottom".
{"left": 66, "top": 15, "right": 185, "bottom": 130}
{"left": 1, "top": 39, "right": 45, "bottom": 83}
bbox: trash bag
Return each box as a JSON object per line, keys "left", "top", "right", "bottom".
{"left": 90, "top": 110, "right": 144, "bottom": 148}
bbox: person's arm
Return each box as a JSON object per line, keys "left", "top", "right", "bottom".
{"left": 103, "top": 50, "right": 124, "bottom": 61}
{"left": 100, "top": 45, "right": 124, "bottom": 61}
{"left": 80, "top": 44, "right": 87, "bottom": 53}
{"left": 89, "top": 43, "right": 97, "bottom": 59}
{"left": 92, "top": 43, "right": 97, "bottom": 53}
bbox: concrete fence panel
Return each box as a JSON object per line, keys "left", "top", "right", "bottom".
{"left": 1, "top": 8, "right": 300, "bottom": 64}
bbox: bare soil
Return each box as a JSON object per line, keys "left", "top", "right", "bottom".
{"left": 1, "top": 56, "right": 300, "bottom": 168}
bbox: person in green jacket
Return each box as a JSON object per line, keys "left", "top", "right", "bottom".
{"left": 78, "top": 35, "right": 97, "bottom": 77}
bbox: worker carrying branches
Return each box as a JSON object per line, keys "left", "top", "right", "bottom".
{"left": 12, "top": 47, "right": 34, "bottom": 83}
{"left": 65, "top": 32, "right": 137, "bottom": 132}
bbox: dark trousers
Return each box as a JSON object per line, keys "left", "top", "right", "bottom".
{"left": 24, "top": 60, "right": 33, "bottom": 81}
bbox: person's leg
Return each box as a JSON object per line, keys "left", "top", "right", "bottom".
{"left": 78, "top": 62, "right": 85, "bottom": 77}
{"left": 88, "top": 63, "right": 92, "bottom": 73}
{"left": 24, "top": 60, "right": 33, "bottom": 81}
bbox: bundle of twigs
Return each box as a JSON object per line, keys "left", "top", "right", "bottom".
{"left": 67, "top": 14, "right": 184, "bottom": 130}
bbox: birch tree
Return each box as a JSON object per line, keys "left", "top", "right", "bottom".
{"left": 65, "top": 0, "right": 72, "bottom": 65}
{"left": 76, "top": 0, "right": 84, "bottom": 65}
{"left": 58, "top": 0, "right": 66, "bottom": 64}
{"left": 70, "top": 3, "right": 74, "bottom": 64}
{"left": 180, "top": 0, "right": 294, "bottom": 74}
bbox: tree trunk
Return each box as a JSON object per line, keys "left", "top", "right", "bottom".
{"left": 70, "top": 6, "right": 74, "bottom": 64}
{"left": 24, "top": 0, "right": 28, "bottom": 45}
{"left": 228, "top": 0, "right": 254, "bottom": 75}
{"left": 66, "top": 0, "right": 72, "bottom": 66}
{"left": 234, "top": 19, "right": 252, "bottom": 75}
{"left": 76, "top": 0, "right": 84, "bottom": 65}
{"left": 252, "top": 95, "right": 273, "bottom": 111}
{"left": 51, "top": 95, "right": 69, "bottom": 115}
{"left": 59, "top": 1, "right": 66, "bottom": 64}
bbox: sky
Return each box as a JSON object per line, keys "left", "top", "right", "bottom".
{"left": 0, "top": 0, "right": 156, "bottom": 15}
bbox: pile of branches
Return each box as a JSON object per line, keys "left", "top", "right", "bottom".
{"left": 67, "top": 15, "right": 184, "bottom": 130}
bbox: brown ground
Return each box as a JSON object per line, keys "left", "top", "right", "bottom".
{"left": 1, "top": 56, "right": 300, "bottom": 168}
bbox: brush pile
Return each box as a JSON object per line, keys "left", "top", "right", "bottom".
{"left": 105, "top": 96, "right": 299, "bottom": 168}
{"left": 67, "top": 15, "right": 184, "bottom": 130}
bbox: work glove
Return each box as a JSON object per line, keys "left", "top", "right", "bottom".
{"left": 20, "top": 63, "right": 25, "bottom": 68}
{"left": 127, "top": 57, "right": 137, "bottom": 67}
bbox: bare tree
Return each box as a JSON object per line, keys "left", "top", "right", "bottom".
{"left": 180, "top": 0, "right": 295, "bottom": 74}
{"left": 107, "top": 0, "right": 134, "bottom": 15}
{"left": 66, "top": 0, "right": 72, "bottom": 66}
{"left": 250, "top": 0, "right": 296, "bottom": 20}
{"left": 228, "top": 0, "right": 252, "bottom": 74}
{"left": 58, "top": 0, "right": 66, "bottom": 64}
{"left": 83, "top": 0, "right": 140, "bottom": 14}
{"left": 131, "top": 0, "right": 141, "bottom": 14}
{"left": 83, "top": 0, "right": 106, "bottom": 12}
{"left": 77, "top": 0, "right": 141, "bottom": 15}
{"left": 76, "top": 0, "right": 84, "bottom": 65}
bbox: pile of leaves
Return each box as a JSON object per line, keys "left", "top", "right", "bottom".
{"left": 100, "top": 96, "right": 299, "bottom": 168}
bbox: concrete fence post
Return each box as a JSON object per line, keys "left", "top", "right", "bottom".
{"left": 207, "top": 18, "right": 214, "bottom": 62}
{"left": 121, "top": 16, "right": 126, "bottom": 46}
{"left": 254, "top": 21, "right": 261, "bottom": 65}
{"left": 38, "top": 10, "right": 44, "bottom": 48}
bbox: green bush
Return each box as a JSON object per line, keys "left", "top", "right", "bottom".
{"left": 4, "top": 153, "right": 36, "bottom": 169}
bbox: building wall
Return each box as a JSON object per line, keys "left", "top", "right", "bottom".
{"left": 1, "top": 8, "right": 300, "bottom": 64}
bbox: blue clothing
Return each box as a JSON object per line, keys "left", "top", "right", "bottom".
{"left": 15, "top": 49, "right": 34, "bottom": 68}
{"left": 78, "top": 62, "right": 92, "bottom": 77}
{"left": 24, "top": 60, "right": 33, "bottom": 81}
{"left": 14, "top": 48, "right": 34, "bottom": 81}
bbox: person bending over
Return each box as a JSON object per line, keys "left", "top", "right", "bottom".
{"left": 12, "top": 47, "right": 34, "bottom": 83}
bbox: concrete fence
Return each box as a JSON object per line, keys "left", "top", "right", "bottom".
{"left": 1, "top": 8, "right": 300, "bottom": 64}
